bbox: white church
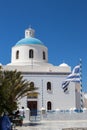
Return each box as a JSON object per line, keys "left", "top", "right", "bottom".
{"left": 2, "top": 27, "right": 83, "bottom": 113}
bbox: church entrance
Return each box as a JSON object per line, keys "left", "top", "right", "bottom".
{"left": 27, "top": 101, "right": 37, "bottom": 116}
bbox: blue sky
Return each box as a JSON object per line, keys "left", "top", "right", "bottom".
{"left": 0, "top": 0, "right": 87, "bottom": 92}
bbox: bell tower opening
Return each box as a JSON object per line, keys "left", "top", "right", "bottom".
{"left": 25, "top": 27, "right": 35, "bottom": 38}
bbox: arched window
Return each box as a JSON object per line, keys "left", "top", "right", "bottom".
{"left": 27, "top": 82, "right": 38, "bottom": 98}
{"left": 43, "top": 51, "right": 46, "bottom": 60}
{"left": 29, "top": 49, "right": 34, "bottom": 58}
{"left": 30, "top": 82, "right": 34, "bottom": 89}
{"left": 47, "top": 82, "right": 51, "bottom": 90}
{"left": 47, "top": 101, "right": 52, "bottom": 110}
{"left": 16, "top": 50, "right": 19, "bottom": 59}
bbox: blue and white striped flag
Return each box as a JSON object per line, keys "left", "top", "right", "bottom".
{"left": 72, "top": 65, "right": 80, "bottom": 74}
{"left": 62, "top": 65, "right": 80, "bottom": 93}
{"left": 62, "top": 81, "right": 70, "bottom": 93}
{"left": 66, "top": 65, "right": 80, "bottom": 82}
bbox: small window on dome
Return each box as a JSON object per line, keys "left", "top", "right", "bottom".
{"left": 43, "top": 51, "right": 46, "bottom": 60}
{"left": 29, "top": 49, "right": 34, "bottom": 58}
{"left": 16, "top": 50, "right": 19, "bottom": 59}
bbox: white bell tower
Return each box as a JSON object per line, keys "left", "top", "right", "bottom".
{"left": 10, "top": 27, "right": 48, "bottom": 65}
{"left": 25, "top": 28, "right": 35, "bottom": 38}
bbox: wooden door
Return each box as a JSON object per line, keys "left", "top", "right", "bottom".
{"left": 27, "top": 101, "right": 37, "bottom": 116}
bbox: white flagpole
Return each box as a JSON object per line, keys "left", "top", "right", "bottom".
{"left": 42, "top": 79, "right": 44, "bottom": 107}
{"left": 79, "top": 58, "right": 83, "bottom": 111}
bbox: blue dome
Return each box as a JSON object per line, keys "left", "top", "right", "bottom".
{"left": 16, "top": 37, "right": 43, "bottom": 45}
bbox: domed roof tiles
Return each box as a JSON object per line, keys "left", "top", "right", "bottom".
{"left": 16, "top": 37, "right": 43, "bottom": 45}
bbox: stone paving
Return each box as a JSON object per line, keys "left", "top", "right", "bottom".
{"left": 15, "top": 111, "right": 87, "bottom": 130}
{"left": 16, "top": 120, "right": 87, "bottom": 130}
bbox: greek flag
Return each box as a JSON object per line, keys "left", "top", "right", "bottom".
{"left": 62, "top": 65, "right": 80, "bottom": 93}
{"left": 62, "top": 81, "right": 70, "bottom": 93}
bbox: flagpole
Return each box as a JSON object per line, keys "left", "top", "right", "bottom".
{"left": 41, "top": 79, "right": 44, "bottom": 107}
{"left": 79, "top": 58, "right": 83, "bottom": 111}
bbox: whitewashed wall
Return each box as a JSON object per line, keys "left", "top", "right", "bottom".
{"left": 21, "top": 73, "right": 76, "bottom": 111}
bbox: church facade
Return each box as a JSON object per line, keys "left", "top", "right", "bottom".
{"left": 3, "top": 28, "right": 81, "bottom": 112}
